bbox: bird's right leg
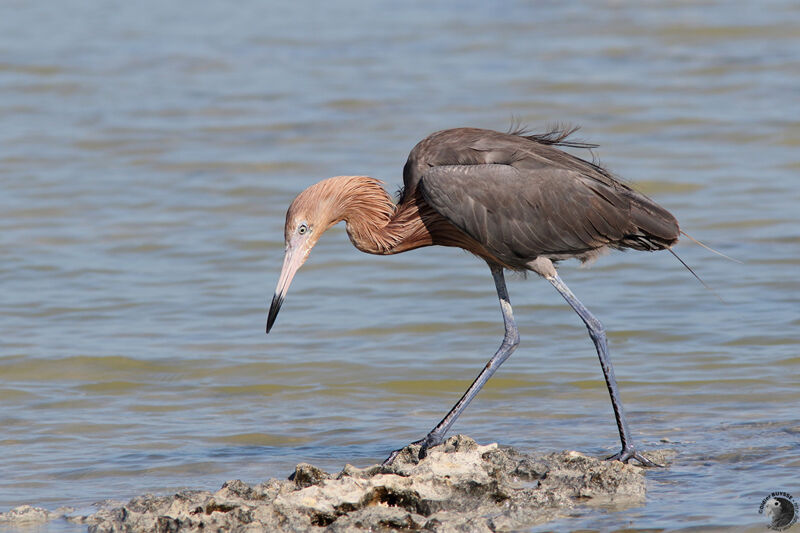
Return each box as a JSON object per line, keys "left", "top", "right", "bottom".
{"left": 382, "top": 264, "right": 519, "bottom": 466}
{"left": 546, "top": 271, "right": 659, "bottom": 467}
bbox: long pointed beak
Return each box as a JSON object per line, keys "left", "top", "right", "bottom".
{"left": 266, "top": 244, "right": 305, "bottom": 334}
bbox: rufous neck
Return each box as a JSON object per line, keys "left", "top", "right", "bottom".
{"left": 325, "top": 176, "right": 398, "bottom": 254}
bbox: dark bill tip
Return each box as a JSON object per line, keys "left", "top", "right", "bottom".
{"left": 266, "top": 293, "right": 284, "bottom": 334}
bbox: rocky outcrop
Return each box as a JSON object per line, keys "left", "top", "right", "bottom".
{"left": 2, "top": 436, "right": 669, "bottom": 532}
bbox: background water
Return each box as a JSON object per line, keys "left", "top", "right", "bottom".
{"left": 1, "top": 1, "right": 798, "bottom": 531}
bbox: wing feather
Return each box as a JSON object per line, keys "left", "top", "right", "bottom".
{"left": 420, "top": 164, "right": 644, "bottom": 268}
{"left": 404, "top": 128, "right": 679, "bottom": 266}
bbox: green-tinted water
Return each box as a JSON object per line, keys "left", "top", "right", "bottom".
{"left": 1, "top": 1, "right": 798, "bottom": 530}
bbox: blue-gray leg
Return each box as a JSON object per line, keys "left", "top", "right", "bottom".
{"left": 548, "top": 272, "right": 659, "bottom": 467}
{"left": 382, "top": 264, "right": 519, "bottom": 466}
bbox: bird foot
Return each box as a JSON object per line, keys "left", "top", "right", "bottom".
{"left": 381, "top": 434, "right": 444, "bottom": 467}
{"left": 606, "top": 446, "right": 662, "bottom": 467}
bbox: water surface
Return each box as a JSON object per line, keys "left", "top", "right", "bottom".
{"left": 1, "top": 1, "right": 798, "bottom": 531}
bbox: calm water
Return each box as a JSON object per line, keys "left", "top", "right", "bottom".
{"left": 1, "top": 1, "right": 798, "bottom": 531}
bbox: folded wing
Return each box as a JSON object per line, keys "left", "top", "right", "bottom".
{"left": 419, "top": 164, "right": 678, "bottom": 269}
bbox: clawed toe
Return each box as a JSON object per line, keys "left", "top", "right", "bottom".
{"left": 381, "top": 448, "right": 402, "bottom": 467}
{"left": 381, "top": 435, "right": 442, "bottom": 466}
{"left": 606, "top": 447, "right": 662, "bottom": 467}
{"left": 381, "top": 438, "right": 423, "bottom": 467}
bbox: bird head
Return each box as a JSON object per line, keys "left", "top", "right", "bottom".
{"left": 765, "top": 498, "right": 780, "bottom": 519}
{"left": 266, "top": 180, "right": 344, "bottom": 334}
{"left": 266, "top": 175, "right": 394, "bottom": 333}
{"left": 764, "top": 497, "right": 792, "bottom": 523}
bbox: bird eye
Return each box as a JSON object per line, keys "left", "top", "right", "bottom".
{"left": 297, "top": 223, "right": 308, "bottom": 235}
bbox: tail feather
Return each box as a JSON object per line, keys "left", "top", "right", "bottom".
{"left": 622, "top": 194, "right": 680, "bottom": 251}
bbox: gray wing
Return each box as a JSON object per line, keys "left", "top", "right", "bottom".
{"left": 419, "top": 164, "right": 655, "bottom": 268}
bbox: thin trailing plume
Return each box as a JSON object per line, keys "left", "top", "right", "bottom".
{"left": 680, "top": 230, "right": 742, "bottom": 264}
{"left": 668, "top": 248, "right": 726, "bottom": 303}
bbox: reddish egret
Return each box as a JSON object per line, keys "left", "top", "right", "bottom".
{"left": 267, "top": 127, "right": 678, "bottom": 466}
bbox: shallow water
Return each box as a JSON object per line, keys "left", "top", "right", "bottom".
{"left": 1, "top": 1, "right": 798, "bottom": 531}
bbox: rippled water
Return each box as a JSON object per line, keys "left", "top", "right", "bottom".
{"left": 1, "top": 1, "right": 798, "bottom": 531}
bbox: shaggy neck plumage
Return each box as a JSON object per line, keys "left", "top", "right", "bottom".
{"left": 321, "top": 176, "right": 437, "bottom": 255}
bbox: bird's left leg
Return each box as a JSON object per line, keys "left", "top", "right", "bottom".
{"left": 547, "top": 271, "right": 660, "bottom": 467}
{"left": 382, "top": 263, "right": 519, "bottom": 466}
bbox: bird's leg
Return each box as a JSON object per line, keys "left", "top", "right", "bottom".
{"left": 382, "top": 264, "right": 519, "bottom": 466}
{"left": 547, "top": 272, "right": 660, "bottom": 467}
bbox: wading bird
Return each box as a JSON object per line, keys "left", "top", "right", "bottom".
{"left": 267, "top": 126, "right": 679, "bottom": 466}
